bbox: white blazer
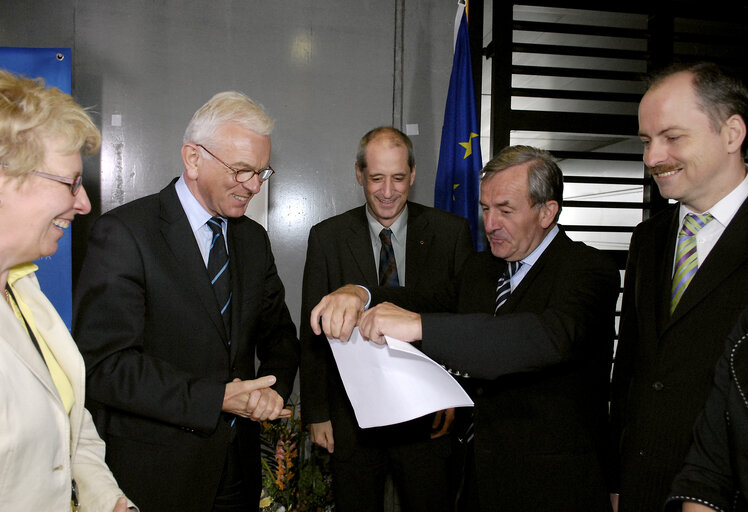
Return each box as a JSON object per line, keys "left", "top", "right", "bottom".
{"left": 0, "top": 271, "right": 136, "bottom": 511}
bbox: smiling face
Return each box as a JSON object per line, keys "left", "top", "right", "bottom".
{"left": 183, "top": 121, "right": 271, "bottom": 218}
{"left": 480, "top": 163, "right": 557, "bottom": 261}
{"left": 355, "top": 135, "right": 415, "bottom": 227}
{"left": 638, "top": 71, "right": 747, "bottom": 213}
{"left": 0, "top": 134, "right": 91, "bottom": 268}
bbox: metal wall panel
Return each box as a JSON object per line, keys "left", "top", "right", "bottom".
{"left": 0, "top": 0, "right": 456, "bottom": 338}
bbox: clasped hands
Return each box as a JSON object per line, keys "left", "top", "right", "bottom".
{"left": 222, "top": 375, "right": 292, "bottom": 421}
{"left": 310, "top": 284, "right": 423, "bottom": 344}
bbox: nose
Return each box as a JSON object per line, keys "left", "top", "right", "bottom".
{"left": 643, "top": 139, "right": 666, "bottom": 169}
{"left": 382, "top": 178, "right": 393, "bottom": 198}
{"left": 242, "top": 174, "right": 262, "bottom": 195}
{"left": 75, "top": 185, "right": 92, "bottom": 215}
{"left": 483, "top": 209, "right": 501, "bottom": 232}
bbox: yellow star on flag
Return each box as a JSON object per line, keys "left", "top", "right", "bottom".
{"left": 452, "top": 183, "right": 460, "bottom": 201}
{"left": 459, "top": 132, "right": 479, "bottom": 159}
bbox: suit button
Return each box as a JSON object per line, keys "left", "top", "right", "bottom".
{"left": 638, "top": 449, "right": 646, "bottom": 457}
{"left": 652, "top": 381, "right": 665, "bottom": 391}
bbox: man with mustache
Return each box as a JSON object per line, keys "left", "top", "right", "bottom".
{"left": 609, "top": 62, "right": 748, "bottom": 512}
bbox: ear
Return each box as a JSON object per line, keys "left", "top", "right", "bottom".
{"left": 181, "top": 143, "right": 201, "bottom": 180}
{"left": 539, "top": 200, "right": 559, "bottom": 229}
{"left": 723, "top": 114, "right": 746, "bottom": 155}
{"left": 355, "top": 162, "right": 365, "bottom": 186}
{"left": 409, "top": 163, "right": 417, "bottom": 186}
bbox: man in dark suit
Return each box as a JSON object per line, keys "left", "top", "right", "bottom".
{"left": 300, "top": 126, "right": 473, "bottom": 512}
{"left": 609, "top": 62, "right": 748, "bottom": 512}
{"left": 311, "top": 145, "right": 620, "bottom": 512}
{"left": 73, "top": 91, "right": 299, "bottom": 512}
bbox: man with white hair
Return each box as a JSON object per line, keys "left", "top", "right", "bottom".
{"left": 74, "top": 91, "right": 300, "bottom": 512}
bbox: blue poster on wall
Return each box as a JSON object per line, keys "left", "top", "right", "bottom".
{"left": 0, "top": 47, "right": 74, "bottom": 329}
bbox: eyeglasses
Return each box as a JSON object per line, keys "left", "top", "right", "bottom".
{"left": 196, "top": 144, "right": 274, "bottom": 183}
{"left": 31, "top": 170, "right": 83, "bottom": 195}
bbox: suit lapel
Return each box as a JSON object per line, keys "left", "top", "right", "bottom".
{"left": 346, "top": 207, "right": 378, "bottom": 286}
{"left": 13, "top": 273, "right": 88, "bottom": 453}
{"left": 651, "top": 211, "right": 679, "bottom": 334}
{"left": 1, "top": 304, "right": 57, "bottom": 395}
{"left": 669, "top": 197, "right": 748, "bottom": 325}
{"left": 2, "top": 275, "right": 69, "bottom": 407}
{"left": 404, "top": 203, "right": 431, "bottom": 289}
{"left": 226, "top": 218, "right": 251, "bottom": 361}
{"left": 158, "top": 183, "right": 227, "bottom": 343}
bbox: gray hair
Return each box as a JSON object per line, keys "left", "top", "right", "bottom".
{"left": 183, "top": 91, "right": 274, "bottom": 146}
{"left": 481, "top": 145, "right": 563, "bottom": 222}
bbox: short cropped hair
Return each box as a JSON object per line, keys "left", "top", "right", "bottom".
{"left": 481, "top": 145, "right": 563, "bottom": 223}
{"left": 646, "top": 61, "right": 748, "bottom": 156}
{"left": 183, "top": 91, "right": 274, "bottom": 147}
{"left": 355, "top": 126, "right": 415, "bottom": 173}
{"left": 0, "top": 69, "right": 101, "bottom": 178}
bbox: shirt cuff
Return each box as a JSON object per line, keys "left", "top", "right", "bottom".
{"left": 355, "top": 285, "right": 372, "bottom": 310}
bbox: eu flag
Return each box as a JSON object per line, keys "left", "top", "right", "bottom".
{"left": 434, "top": 4, "right": 484, "bottom": 251}
{"left": 1, "top": 47, "right": 75, "bottom": 329}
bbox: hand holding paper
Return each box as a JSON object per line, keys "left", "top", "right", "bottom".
{"left": 358, "top": 302, "right": 423, "bottom": 344}
{"left": 310, "top": 284, "right": 368, "bottom": 341}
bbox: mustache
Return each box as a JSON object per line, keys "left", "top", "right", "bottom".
{"left": 649, "top": 163, "right": 679, "bottom": 176}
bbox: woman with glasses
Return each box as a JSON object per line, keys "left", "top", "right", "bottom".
{"left": 0, "top": 69, "right": 135, "bottom": 511}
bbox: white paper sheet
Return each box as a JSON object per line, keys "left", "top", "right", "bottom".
{"left": 328, "top": 327, "right": 474, "bottom": 428}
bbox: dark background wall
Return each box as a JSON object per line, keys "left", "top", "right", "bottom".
{"left": 0, "top": 0, "right": 456, "bottom": 333}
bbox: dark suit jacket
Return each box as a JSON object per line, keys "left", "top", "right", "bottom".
{"left": 610, "top": 198, "right": 748, "bottom": 512}
{"left": 73, "top": 179, "right": 299, "bottom": 512}
{"left": 299, "top": 202, "right": 473, "bottom": 456}
{"left": 666, "top": 307, "right": 748, "bottom": 512}
{"left": 378, "top": 229, "right": 620, "bottom": 511}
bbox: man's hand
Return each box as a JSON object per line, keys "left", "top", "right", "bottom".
{"left": 309, "top": 420, "right": 335, "bottom": 453}
{"left": 222, "top": 376, "right": 291, "bottom": 421}
{"left": 310, "top": 284, "right": 369, "bottom": 341}
{"left": 112, "top": 497, "right": 128, "bottom": 512}
{"left": 358, "top": 302, "right": 422, "bottom": 344}
{"left": 246, "top": 387, "right": 291, "bottom": 421}
{"left": 431, "top": 408, "right": 455, "bottom": 439}
{"left": 610, "top": 493, "right": 619, "bottom": 512}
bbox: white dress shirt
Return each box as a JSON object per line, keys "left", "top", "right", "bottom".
{"left": 675, "top": 171, "right": 748, "bottom": 273}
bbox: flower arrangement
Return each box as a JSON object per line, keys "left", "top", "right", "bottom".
{"left": 259, "top": 402, "right": 334, "bottom": 512}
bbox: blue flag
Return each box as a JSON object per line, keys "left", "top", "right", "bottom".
{"left": 434, "top": 5, "right": 484, "bottom": 251}
{"left": 1, "top": 47, "right": 74, "bottom": 329}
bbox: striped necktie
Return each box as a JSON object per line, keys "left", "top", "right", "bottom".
{"left": 671, "top": 212, "right": 713, "bottom": 314}
{"left": 207, "top": 217, "right": 232, "bottom": 338}
{"left": 495, "top": 260, "right": 522, "bottom": 315}
{"left": 379, "top": 228, "right": 400, "bottom": 287}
